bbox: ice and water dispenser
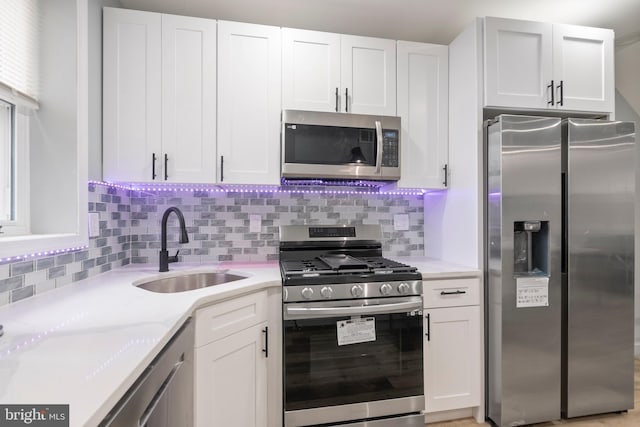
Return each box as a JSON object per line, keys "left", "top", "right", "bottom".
{"left": 513, "top": 221, "right": 549, "bottom": 276}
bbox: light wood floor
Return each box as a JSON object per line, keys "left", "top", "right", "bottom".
{"left": 428, "top": 359, "right": 640, "bottom": 427}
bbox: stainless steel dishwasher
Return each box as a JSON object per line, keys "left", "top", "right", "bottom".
{"left": 100, "top": 319, "right": 194, "bottom": 427}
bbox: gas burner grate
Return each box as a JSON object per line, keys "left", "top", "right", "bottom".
{"left": 281, "top": 259, "right": 333, "bottom": 275}
{"left": 359, "top": 257, "right": 418, "bottom": 272}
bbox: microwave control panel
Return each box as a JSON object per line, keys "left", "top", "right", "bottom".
{"left": 382, "top": 130, "right": 399, "bottom": 167}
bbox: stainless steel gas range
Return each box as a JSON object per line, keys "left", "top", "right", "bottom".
{"left": 279, "top": 225, "right": 425, "bottom": 427}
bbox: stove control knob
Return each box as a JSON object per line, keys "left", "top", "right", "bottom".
{"left": 320, "top": 286, "right": 333, "bottom": 299}
{"left": 398, "top": 282, "right": 410, "bottom": 295}
{"left": 301, "top": 287, "right": 314, "bottom": 300}
{"left": 380, "top": 283, "right": 393, "bottom": 296}
{"left": 351, "top": 285, "right": 364, "bottom": 298}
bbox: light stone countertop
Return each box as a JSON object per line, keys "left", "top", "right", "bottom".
{"left": 0, "top": 257, "right": 479, "bottom": 426}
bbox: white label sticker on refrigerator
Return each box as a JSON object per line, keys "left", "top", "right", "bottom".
{"left": 516, "top": 276, "right": 549, "bottom": 308}
{"left": 337, "top": 317, "right": 376, "bottom": 346}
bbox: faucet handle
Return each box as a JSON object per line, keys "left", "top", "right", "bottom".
{"left": 168, "top": 250, "right": 180, "bottom": 263}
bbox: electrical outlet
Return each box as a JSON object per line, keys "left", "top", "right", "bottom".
{"left": 89, "top": 212, "right": 100, "bottom": 237}
{"left": 249, "top": 214, "right": 262, "bottom": 233}
{"left": 393, "top": 214, "right": 409, "bottom": 231}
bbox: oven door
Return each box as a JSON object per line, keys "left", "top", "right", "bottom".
{"left": 283, "top": 296, "right": 424, "bottom": 427}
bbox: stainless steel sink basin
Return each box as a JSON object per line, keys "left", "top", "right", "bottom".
{"left": 136, "top": 272, "right": 246, "bottom": 293}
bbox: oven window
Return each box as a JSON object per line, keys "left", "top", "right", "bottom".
{"left": 284, "top": 124, "right": 377, "bottom": 166}
{"left": 284, "top": 312, "right": 423, "bottom": 411}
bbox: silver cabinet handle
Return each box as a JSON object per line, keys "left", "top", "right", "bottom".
{"left": 375, "top": 120, "right": 383, "bottom": 175}
{"left": 335, "top": 87, "right": 339, "bottom": 112}
{"left": 285, "top": 298, "right": 422, "bottom": 320}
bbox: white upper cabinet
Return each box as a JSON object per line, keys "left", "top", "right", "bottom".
{"left": 282, "top": 28, "right": 341, "bottom": 112}
{"left": 282, "top": 29, "right": 396, "bottom": 115}
{"left": 484, "top": 18, "right": 553, "bottom": 110}
{"left": 552, "top": 24, "right": 614, "bottom": 112}
{"left": 103, "top": 8, "right": 216, "bottom": 183}
{"left": 341, "top": 35, "right": 396, "bottom": 115}
{"left": 161, "top": 14, "right": 217, "bottom": 183}
{"left": 484, "top": 17, "right": 614, "bottom": 113}
{"left": 217, "top": 21, "right": 281, "bottom": 185}
{"left": 396, "top": 41, "right": 448, "bottom": 189}
{"left": 103, "top": 8, "right": 162, "bottom": 182}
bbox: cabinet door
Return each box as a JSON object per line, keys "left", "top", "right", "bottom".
{"left": 552, "top": 24, "right": 614, "bottom": 113}
{"left": 103, "top": 8, "right": 161, "bottom": 182}
{"left": 161, "top": 14, "right": 217, "bottom": 182}
{"left": 396, "top": 41, "right": 448, "bottom": 189}
{"left": 341, "top": 35, "right": 396, "bottom": 115}
{"left": 282, "top": 28, "right": 341, "bottom": 112}
{"left": 217, "top": 21, "right": 281, "bottom": 185}
{"left": 484, "top": 17, "right": 553, "bottom": 109}
{"left": 195, "top": 322, "right": 268, "bottom": 427}
{"left": 424, "top": 306, "right": 481, "bottom": 412}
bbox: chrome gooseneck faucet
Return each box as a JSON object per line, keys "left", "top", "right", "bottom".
{"left": 159, "top": 207, "right": 189, "bottom": 272}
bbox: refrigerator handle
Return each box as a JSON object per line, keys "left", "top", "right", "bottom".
{"left": 561, "top": 171, "right": 567, "bottom": 274}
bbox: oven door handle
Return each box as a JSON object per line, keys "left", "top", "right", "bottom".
{"left": 284, "top": 298, "right": 423, "bottom": 320}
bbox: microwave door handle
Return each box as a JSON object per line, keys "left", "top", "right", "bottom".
{"left": 375, "top": 120, "right": 383, "bottom": 175}
{"left": 284, "top": 299, "right": 423, "bottom": 320}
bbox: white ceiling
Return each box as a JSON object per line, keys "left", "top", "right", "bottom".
{"left": 119, "top": 0, "right": 640, "bottom": 44}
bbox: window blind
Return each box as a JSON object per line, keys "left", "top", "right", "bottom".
{"left": 0, "top": 0, "right": 40, "bottom": 102}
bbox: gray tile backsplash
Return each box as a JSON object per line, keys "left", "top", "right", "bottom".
{"left": 0, "top": 183, "right": 424, "bottom": 307}
{"left": 0, "top": 183, "right": 131, "bottom": 306}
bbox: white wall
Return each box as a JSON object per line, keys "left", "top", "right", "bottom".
{"left": 615, "top": 42, "right": 640, "bottom": 356}
{"left": 30, "top": 0, "right": 79, "bottom": 234}
{"left": 615, "top": 42, "right": 640, "bottom": 118}
{"left": 424, "top": 19, "right": 483, "bottom": 269}
{"left": 615, "top": 91, "right": 640, "bottom": 356}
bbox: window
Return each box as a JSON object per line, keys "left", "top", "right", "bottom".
{"left": 0, "top": 0, "right": 38, "bottom": 237}
{"left": 0, "top": 99, "right": 13, "bottom": 222}
{"left": 0, "top": 96, "right": 29, "bottom": 236}
{"left": 0, "top": 0, "right": 88, "bottom": 258}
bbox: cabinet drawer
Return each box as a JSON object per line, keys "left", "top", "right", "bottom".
{"left": 423, "top": 278, "right": 480, "bottom": 308}
{"left": 195, "top": 290, "right": 268, "bottom": 348}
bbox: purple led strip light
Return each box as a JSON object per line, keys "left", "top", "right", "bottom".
{"left": 90, "top": 180, "right": 427, "bottom": 196}
{"left": 0, "top": 245, "right": 88, "bottom": 265}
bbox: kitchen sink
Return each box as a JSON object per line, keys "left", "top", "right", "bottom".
{"left": 136, "top": 272, "right": 246, "bottom": 293}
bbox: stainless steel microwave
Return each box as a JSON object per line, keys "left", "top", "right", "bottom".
{"left": 281, "top": 110, "right": 401, "bottom": 181}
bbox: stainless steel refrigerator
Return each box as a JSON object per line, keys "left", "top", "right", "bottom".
{"left": 485, "top": 115, "right": 635, "bottom": 427}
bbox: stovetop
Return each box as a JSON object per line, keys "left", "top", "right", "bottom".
{"left": 278, "top": 225, "right": 422, "bottom": 297}
{"left": 280, "top": 254, "right": 419, "bottom": 285}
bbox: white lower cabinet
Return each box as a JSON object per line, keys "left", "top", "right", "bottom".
{"left": 194, "top": 289, "right": 281, "bottom": 427}
{"left": 423, "top": 278, "right": 481, "bottom": 415}
{"left": 195, "top": 321, "right": 268, "bottom": 427}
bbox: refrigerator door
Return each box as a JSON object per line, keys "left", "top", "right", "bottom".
{"left": 486, "top": 115, "right": 562, "bottom": 426}
{"left": 563, "top": 119, "right": 635, "bottom": 417}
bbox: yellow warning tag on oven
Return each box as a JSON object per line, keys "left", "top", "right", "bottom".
{"left": 337, "top": 317, "right": 376, "bottom": 346}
